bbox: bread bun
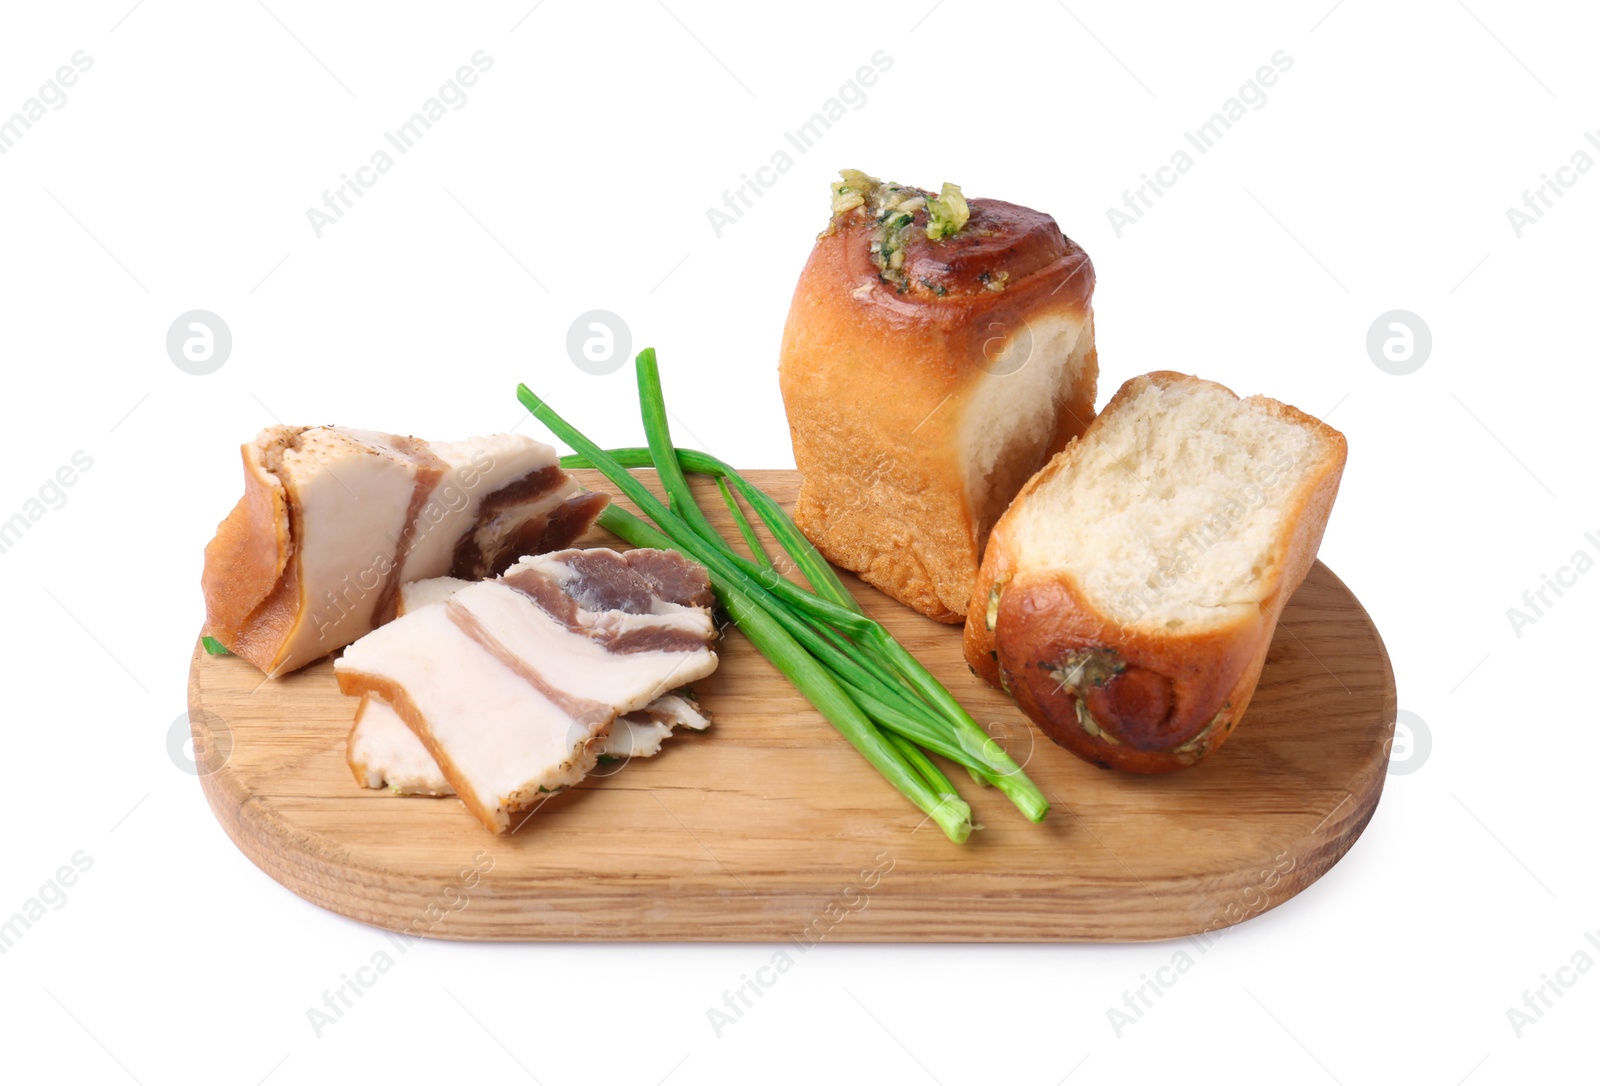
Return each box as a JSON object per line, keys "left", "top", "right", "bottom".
{"left": 964, "top": 372, "right": 1346, "bottom": 772}
{"left": 779, "top": 171, "right": 1098, "bottom": 623}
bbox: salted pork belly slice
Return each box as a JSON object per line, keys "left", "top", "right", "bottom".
{"left": 348, "top": 573, "right": 712, "bottom": 794}
{"left": 396, "top": 575, "right": 473, "bottom": 614}
{"left": 200, "top": 425, "right": 607, "bottom": 678}
{"left": 605, "top": 694, "right": 712, "bottom": 756}
{"left": 349, "top": 696, "right": 457, "bottom": 796}
{"left": 348, "top": 692, "right": 711, "bottom": 795}
{"left": 334, "top": 548, "right": 719, "bottom": 833}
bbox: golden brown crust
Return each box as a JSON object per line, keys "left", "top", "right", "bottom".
{"left": 347, "top": 695, "right": 375, "bottom": 788}
{"left": 201, "top": 430, "right": 299, "bottom": 674}
{"left": 963, "top": 371, "right": 1347, "bottom": 772}
{"left": 780, "top": 191, "right": 1097, "bottom": 622}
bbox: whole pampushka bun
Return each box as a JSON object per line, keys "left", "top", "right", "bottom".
{"left": 779, "top": 170, "right": 1098, "bottom": 622}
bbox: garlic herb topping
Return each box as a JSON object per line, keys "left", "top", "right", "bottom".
{"left": 829, "top": 169, "right": 972, "bottom": 292}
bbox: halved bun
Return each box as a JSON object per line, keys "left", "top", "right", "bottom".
{"left": 964, "top": 372, "right": 1346, "bottom": 772}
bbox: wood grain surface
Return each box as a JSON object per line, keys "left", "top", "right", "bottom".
{"left": 188, "top": 470, "right": 1396, "bottom": 942}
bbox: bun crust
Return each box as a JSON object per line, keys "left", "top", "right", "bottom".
{"left": 780, "top": 186, "right": 1097, "bottom": 623}
{"left": 963, "top": 372, "right": 1347, "bottom": 772}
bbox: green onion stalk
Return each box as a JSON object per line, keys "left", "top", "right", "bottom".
{"left": 517, "top": 350, "right": 1048, "bottom": 841}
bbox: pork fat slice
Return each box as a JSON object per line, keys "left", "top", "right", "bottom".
{"left": 201, "top": 425, "right": 608, "bottom": 677}
{"left": 349, "top": 693, "right": 711, "bottom": 795}
{"left": 335, "top": 548, "right": 719, "bottom": 833}
{"left": 347, "top": 575, "right": 711, "bottom": 794}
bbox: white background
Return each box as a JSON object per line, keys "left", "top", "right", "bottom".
{"left": 0, "top": 0, "right": 1594, "bottom": 1082}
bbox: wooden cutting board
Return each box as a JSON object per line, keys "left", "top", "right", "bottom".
{"left": 188, "top": 470, "right": 1396, "bottom": 942}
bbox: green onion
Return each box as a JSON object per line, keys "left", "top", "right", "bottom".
{"left": 926, "top": 181, "right": 970, "bottom": 240}
{"left": 565, "top": 458, "right": 972, "bottom": 842}
{"left": 202, "top": 636, "right": 231, "bottom": 656}
{"left": 716, "top": 477, "right": 772, "bottom": 571}
{"left": 561, "top": 447, "right": 859, "bottom": 610}
{"left": 562, "top": 446, "right": 1049, "bottom": 818}
{"left": 519, "top": 350, "right": 1050, "bottom": 841}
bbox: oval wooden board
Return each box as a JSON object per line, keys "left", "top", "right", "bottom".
{"left": 189, "top": 470, "right": 1395, "bottom": 942}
